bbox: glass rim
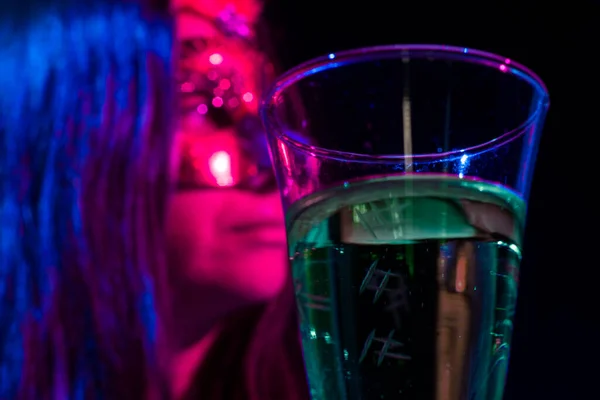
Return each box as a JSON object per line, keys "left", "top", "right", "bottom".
{"left": 260, "top": 44, "right": 550, "bottom": 163}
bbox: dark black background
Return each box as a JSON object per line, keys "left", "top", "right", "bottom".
{"left": 264, "top": 1, "right": 600, "bottom": 398}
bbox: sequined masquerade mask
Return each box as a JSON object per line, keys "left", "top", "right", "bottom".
{"left": 176, "top": 8, "right": 276, "bottom": 192}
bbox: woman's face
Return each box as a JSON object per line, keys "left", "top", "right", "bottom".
{"left": 168, "top": 4, "right": 288, "bottom": 304}
{"left": 167, "top": 124, "right": 288, "bottom": 303}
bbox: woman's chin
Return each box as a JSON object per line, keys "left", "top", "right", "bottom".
{"left": 224, "top": 247, "right": 288, "bottom": 302}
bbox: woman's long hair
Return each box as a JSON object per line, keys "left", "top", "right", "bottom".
{"left": 0, "top": 1, "right": 173, "bottom": 398}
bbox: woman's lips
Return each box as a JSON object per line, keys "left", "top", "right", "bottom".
{"left": 228, "top": 220, "right": 282, "bottom": 233}
{"left": 227, "top": 221, "right": 287, "bottom": 247}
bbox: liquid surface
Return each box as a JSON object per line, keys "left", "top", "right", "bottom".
{"left": 287, "top": 175, "right": 525, "bottom": 400}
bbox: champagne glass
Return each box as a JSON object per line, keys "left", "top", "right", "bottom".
{"left": 260, "top": 45, "right": 549, "bottom": 400}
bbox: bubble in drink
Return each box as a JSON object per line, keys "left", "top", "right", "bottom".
{"left": 287, "top": 175, "right": 525, "bottom": 400}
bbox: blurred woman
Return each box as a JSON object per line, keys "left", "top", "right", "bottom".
{"left": 0, "top": 0, "right": 174, "bottom": 398}
{"left": 167, "top": 0, "right": 309, "bottom": 398}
